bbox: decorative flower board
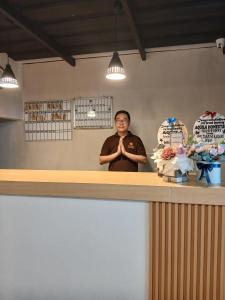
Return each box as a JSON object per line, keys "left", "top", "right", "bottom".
{"left": 157, "top": 118, "right": 188, "bottom": 146}
{"left": 193, "top": 111, "right": 225, "bottom": 143}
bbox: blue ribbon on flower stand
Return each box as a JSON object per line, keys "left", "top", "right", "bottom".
{"left": 167, "top": 117, "right": 176, "bottom": 128}
{"left": 196, "top": 162, "right": 220, "bottom": 184}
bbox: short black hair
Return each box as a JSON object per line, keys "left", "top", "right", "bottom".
{"left": 114, "top": 110, "right": 130, "bottom": 121}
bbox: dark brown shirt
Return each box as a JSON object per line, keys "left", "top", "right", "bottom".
{"left": 100, "top": 131, "right": 147, "bottom": 172}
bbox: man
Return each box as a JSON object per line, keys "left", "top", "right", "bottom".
{"left": 99, "top": 110, "right": 147, "bottom": 171}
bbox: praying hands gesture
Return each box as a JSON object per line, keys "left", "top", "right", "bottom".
{"left": 119, "top": 137, "right": 147, "bottom": 164}
{"left": 118, "top": 137, "right": 126, "bottom": 155}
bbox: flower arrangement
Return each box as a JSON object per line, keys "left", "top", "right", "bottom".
{"left": 152, "top": 145, "right": 194, "bottom": 179}
{"left": 187, "top": 143, "right": 225, "bottom": 162}
{"left": 186, "top": 136, "right": 225, "bottom": 185}
{"left": 186, "top": 134, "right": 225, "bottom": 162}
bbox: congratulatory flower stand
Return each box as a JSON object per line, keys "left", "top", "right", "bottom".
{"left": 187, "top": 143, "right": 225, "bottom": 185}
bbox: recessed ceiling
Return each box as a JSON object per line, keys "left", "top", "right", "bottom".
{"left": 0, "top": 0, "right": 225, "bottom": 65}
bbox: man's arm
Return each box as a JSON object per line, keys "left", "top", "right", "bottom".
{"left": 99, "top": 139, "right": 122, "bottom": 165}
{"left": 120, "top": 138, "right": 148, "bottom": 164}
{"left": 99, "top": 151, "right": 120, "bottom": 165}
{"left": 123, "top": 151, "right": 148, "bottom": 164}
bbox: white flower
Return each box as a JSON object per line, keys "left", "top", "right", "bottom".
{"left": 218, "top": 145, "right": 225, "bottom": 155}
{"left": 209, "top": 148, "right": 218, "bottom": 156}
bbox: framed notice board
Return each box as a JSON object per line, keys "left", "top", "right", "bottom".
{"left": 24, "top": 100, "right": 72, "bottom": 141}
{"left": 74, "top": 96, "right": 113, "bottom": 129}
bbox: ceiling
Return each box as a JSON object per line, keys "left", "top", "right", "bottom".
{"left": 0, "top": 0, "right": 225, "bottom": 66}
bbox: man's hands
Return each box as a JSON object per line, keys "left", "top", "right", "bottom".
{"left": 117, "top": 137, "right": 126, "bottom": 156}
{"left": 99, "top": 137, "right": 124, "bottom": 165}
{"left": 119, "top": 137, "right": 147, "bottom": 164}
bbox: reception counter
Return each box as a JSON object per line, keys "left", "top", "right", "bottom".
{"left": 0, "top": 169, "right": 224, "bottom": 205}
{"left": 0, "top": 169, "right": 224, "bottom": 300}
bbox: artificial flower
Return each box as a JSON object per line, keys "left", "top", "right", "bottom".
{"left": 218, "top": 145, "right": 225, "bottom": 155}
{"left": 209, "top": 148, "right": 218, "bottom": 156}
{"left": 187, "top": 143, "right": 225, "bottom": 162}
{"left": 152, "top": 145, "right": 194, "bottom": 177}
{"left": 161, "top": 147, "right": 176, "bottom": 160}
{"left": 176, "top": 145, "right": 186, "bottom": 155}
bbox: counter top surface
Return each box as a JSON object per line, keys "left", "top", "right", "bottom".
{"left": 0, "top": 169, "right": 224, "bottom": 205}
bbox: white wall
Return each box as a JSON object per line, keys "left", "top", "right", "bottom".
{"left": 0, "top": 53, "right": 23, "bottom": 120}
{"left": 0, "top": 195, "right": 149, "bottom": 300}
{"left": 0, "top": 46, "right": 225, "bottom": 171}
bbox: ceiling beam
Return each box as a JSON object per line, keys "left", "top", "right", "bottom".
{"left": 10, "top": 40, "right": 135, "bottom": 61}
{"left": 0, "top": 0, "right": 75, "bottom": 66}
{"left": 121, "top": 0, "right": 146, "bottom": 60}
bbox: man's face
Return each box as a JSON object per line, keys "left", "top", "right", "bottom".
{"left": 115, "top": 113, "right": 130, "bottom": 133}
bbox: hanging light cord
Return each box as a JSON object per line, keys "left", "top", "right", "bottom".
{"left": 114, "top": 8, "right": 117, "bottom": 51}
{"left": 113, "top": 0, "right": 122, "bottom": 52}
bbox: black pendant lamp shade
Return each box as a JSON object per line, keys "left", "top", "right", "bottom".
{"left": 0, "top": 63, "right": 19, "bottom": 89}
{"left": 106, "top": 51, "right": 126, "bottom": 80}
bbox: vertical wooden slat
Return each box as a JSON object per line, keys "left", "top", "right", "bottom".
{"left": 210, "top": 206, "right": 215, "bottom": 300}
{"left": 185, "top": 204, "right": 192, "bottom": 300}
{"left": 178, "top": 204, "right": 185, "bottom": 300}
{"left": 216, "top": 206, "right": 222, "bottom": 300}
{"left": 173, "top": 204, "right": 178, "bottom": 300}
{"left": 183, "top": 203, "right": 188, "bottom": 300}
{"left": 170, "top": 204, "right": 175, "bottom": 300}
{"left": 206, "top": 206, "right": 212, "bottom": 300}
{"left": 203, "top": 205, "right": 208, "bottom": 300}
{"left": 212, "top": 206, "right": 219, "bottom": 299}
{"left": 192, "top": 205, "right": 198, "bottom": 300}
{"left": 155, "top": 202, "right": 159, "bottom": 300}
{"left": 164, "top": 203, "right": 168, "bottom": 300}
{"left": 160, "top": 202, "right": 165, "bottom": 300}
{"left": 197, "top": 205, "right": 204, "bottom": 300}
{"left": 189, "top": 205, "right": 194, "bottom": 299}
{"left": 150, "top": 203, "right": 225, "bottom": 300}
{"left": 220, "top": 207, "right": 225, "bottom": 300}
{"left": 200, "top": 206, "right": 207, "bottom": 299}
{"left": 149, "top": 202, "right": 153, "bottom": 300}
{"left": 177, "top": 204, "right": 181, "bottom": 300}
{"left": 158, "top": 203, "right": 162, "bottom": 300}
{"left": 166, "top": 203, "right": 172, "bottom": 300}
{"left": 151, "top": 202, "right": 154, "bottom": 300}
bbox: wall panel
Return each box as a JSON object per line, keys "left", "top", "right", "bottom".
{"left": 150, "top": 203, "right": 225, "bottom": 300}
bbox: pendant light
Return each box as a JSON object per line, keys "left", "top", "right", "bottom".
{"left": 106, "top": 0, "right": 126, "bottom": 80}
{"left": 106, "top": 51, "right": 126, "bottom": 80}
{"left": 0, "top": 55, "right": 19, "bottom": 89}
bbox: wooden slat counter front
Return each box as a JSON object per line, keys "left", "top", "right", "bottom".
{"left": 0, "top": 169, "right": 224, "bottom": 300}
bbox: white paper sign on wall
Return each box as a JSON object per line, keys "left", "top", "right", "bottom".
{"left": 193, "top": 111, "right": 225, "bottom": 143}
{"left": 157, "top": 117, "right": 188, "bottom": 146}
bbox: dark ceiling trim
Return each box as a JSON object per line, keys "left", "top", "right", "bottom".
{"left": 121, "top": 0, "right": 146, "bottom": 60}
{"left": 0, "top": 1, "right": 75, "bottom": 66}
